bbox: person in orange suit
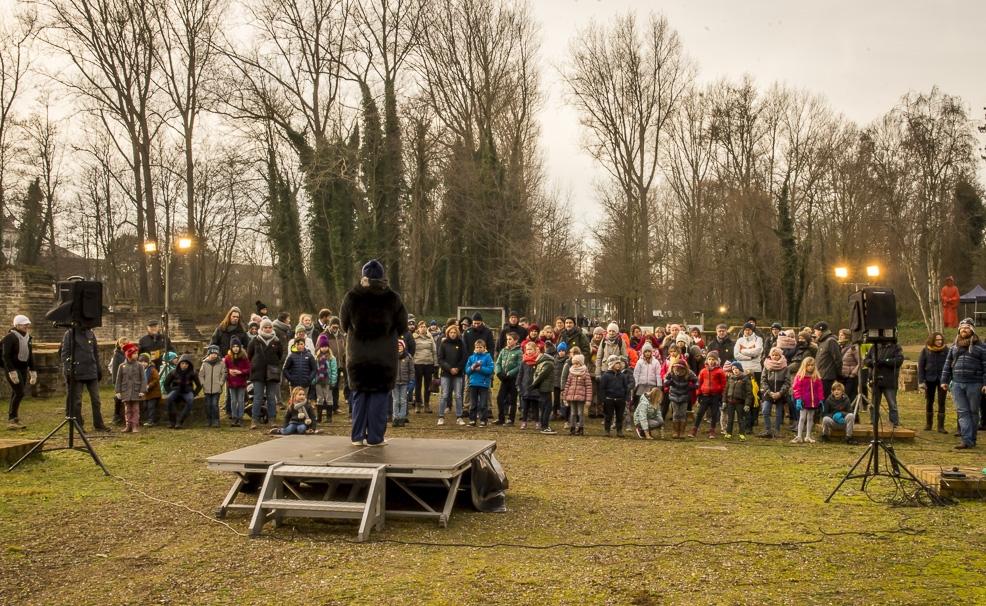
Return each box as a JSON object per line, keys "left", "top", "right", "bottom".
{"left": 941, "top": 277, "right": 960, "bottom": 328}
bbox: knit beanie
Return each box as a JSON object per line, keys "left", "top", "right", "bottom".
{"left": 557, "top": 342, "right": 569, "bottom": 352}
{"left": 607, "top": 322, "right": 619, "bottom": 333}
{"left": 959, "top": 318, "right": 976, "bottom": 332}
{"left": 122, "top": 343, "right": 139, "bottom": 357}
{"left": 572, "top": 354, "right": 585, "bottom": 365}
{"left": 317, "top": 333, "right": 330, "bottom": 348}
{"left": 361, "top": 259, "right": 385, "bottom": 280}
{"left": 231, "top": 337, "right": 242, "bottom": 348}
{"left": 295, "top": 323, "right": 306, "bottom": 334}
{"left": 260, "top": 319, "right": 273, "bottom": 330}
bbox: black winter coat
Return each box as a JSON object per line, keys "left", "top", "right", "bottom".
{"left": 517, "top": 362, "right": 537, "bottom": 399}
{"left": 706, "top": 337, "right": 735, "bottom": 363}
{"left": 211, "top": 324, "right": 247, "bottom": 356}
{"left": 863, "top": 342, "right": 904, "bottom": 388}
{"left": 60, "top": 327, "right": 101, "bottom": 381}
{"left": 437, "top": 337, "right": 467, "bottom": 377}
{"left": 282, "top": 350, "right": 317, "bottom": 387}
{"left": 917, "top": 347, "right": 947, "bottom": 385}
{"left": 464, "top": 325, "right": 495, "bottom": 354}
{"left": 164, "top": 355, "right": 202, "bottom": 395}
{"left": 599, "top": 369, "right": 632, "bottom": 400}
{"left": 339, "top": 278, "right": 409, "bottom": 392}
{"left": 814, "top": 332, "right": 842, "bottom": 380}
{"left": 248, "top": 334, "right": 284, "bottom": 383}
{"left": 1, "top": 329, "right": 34, "bottom": 372}
{"left": 496, "top": 323, "right": 527, "bottom": 353}
{"left": 137, "top": 333, "right": 176, "bottom": 367}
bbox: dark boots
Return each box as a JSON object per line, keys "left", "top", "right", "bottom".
{"left": 937, "top": 414, "right": 947, "bottom": 434}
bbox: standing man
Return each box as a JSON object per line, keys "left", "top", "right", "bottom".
{"left": 813, "top": 321, "right": 842, "bottom": 398}
{"left": 464, "top": 312, "right": 495, "bottom": 353}
{"left": 496, "top": 311, "right": 525, "bottom": 354}
{"left": 940, "top": 277, "right": 960, "bottom": 329}
{"left": 3, "top": 315, "right": 36, "bottom": 430}
{"left": 941, "top": 318, "right": 985, "bottom": 449}
{"left": 559, "top": 316, "right": 590, "bottom": 354}
{"left": 60, "top": 323, "right": 108, "bottom": 431}
{"left": 137, "top": 319, "right": 175, "bottom": 370}
{"left": 340, "top": 260, "right": 408, "bottom": 447}
{"left": 325, "top": 317, "right": 347, "bottom": 415}
{"left": 706, "top": 324, "right": 735, "bottom": 364}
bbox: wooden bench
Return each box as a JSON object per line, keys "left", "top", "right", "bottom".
{"left": 0, "top": 439, "right": 42, "bottom": 467}
{"left": 825, "top": 425, "right": 916, "bottom": 441}
{"left": 909, "top": 465, "right": 986, "bottom": 498}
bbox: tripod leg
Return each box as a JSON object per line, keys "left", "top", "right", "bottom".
{"left": 825, "top": 443, "right": 874, "bottom": 502}
{"left": 7, "top": 418, "right": 71, "bottom": 472}
{"left": 71, "top": 418, "right": 109, "bottom": 476}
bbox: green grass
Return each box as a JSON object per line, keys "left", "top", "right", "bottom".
{"left": 1, "top": 386, "right": 985, "bottom": 605}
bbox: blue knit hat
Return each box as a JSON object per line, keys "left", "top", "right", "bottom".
{"left": 557, "top": 342, "right": 569, "bottom": 352}
{"left": 361, "top": 259, "right": 385, "bottom": 280}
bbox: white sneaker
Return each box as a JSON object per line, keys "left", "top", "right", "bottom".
{"left": 437, "top": 417, "right": 445, "bottom": 426}
{"left": 456, "top": 418, "right": 466, "bottom": 426}
{"left": 805, "top": 436, "right": 816, "bottom": 444}
{"left": 351, "top": 440, "right": 365, "bottom": 446}
{"left": 790, "top": 437, "right": 803, "bottom": 444}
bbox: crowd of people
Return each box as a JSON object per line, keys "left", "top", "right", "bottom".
{"left": 3, "top": 302, "right": 984, "bottom": 450}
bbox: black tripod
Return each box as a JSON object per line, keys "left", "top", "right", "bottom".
{"left": 8, "top": 325, "right": 108, "bottom": 474}
{"left": 825, "top": 344, "right": 944, "bottom": 505}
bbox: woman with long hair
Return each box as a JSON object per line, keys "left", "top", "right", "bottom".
{"left": 918, "top": 332, "right": 949, "bottom": 433}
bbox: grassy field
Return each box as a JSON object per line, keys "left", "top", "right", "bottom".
{"left": 1, "top": 384, "right": 984, "bottom": 605}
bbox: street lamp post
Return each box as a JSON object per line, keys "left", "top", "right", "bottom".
{"left": 144, "top": 237, "right": 193, "bottom": 336}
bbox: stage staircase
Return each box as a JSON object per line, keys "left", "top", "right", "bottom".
{"left": 249, "top": 463, "right": 386, "bottom": 542}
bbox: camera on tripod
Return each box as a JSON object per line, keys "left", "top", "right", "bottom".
{"left": 46, "top": 277, "right": 103, "bottom": 328}
{"left": 848, "top": 287, "right": 897, "bottom": 345}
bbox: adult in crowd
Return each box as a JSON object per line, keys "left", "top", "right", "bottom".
{"left": 733, "top": 322, "right": 764, "bottom": 381}
{"left": 272, "top": 312, "right": 293, "bottom": 351}
{"left": 325, "top": 317, "right": 347, "bottom": 414}
{"left": 428, "top": 320, "right": 443, "bottom": 350}
{"left": 412, "top": 321, "right": 437, "bottom": 414}
{"left": 863, "top": 338, "right": 905, "bottom": 429}
{"left": 496, "top": 311, "right": 526, "bottom": 354}
{"left": 401, "top": 317, "right": 417, "bottom": 358}
{"left": 941, "top": 319, "right": 985, "bottom": 449}
{"left": 256, "top": 300, "right": 270, "bottom": 318}
{"left": 596, "top": 323, "right": 628, "bottom": 379}
{"left": 706, "top": 324, "right": 734, "bottom": 364}
{"left": 813, "top": 321, "right": 842, "bottom": 397}
{"left": 314, "top": 308, "right": 333, "bottom": 337}
{"left": 940, "top": 277, "right": 960, "bottom": 329}
{"left": 437, "top": 324, "right": 468, "bottom": 425}
{"left": 247, "top": 318, "right": 283, "bottom": 430}
{"left": 918, "top": 332, "right": 949, "bottom": 433}
{"left": 559, "top": 316, "right": 590, "bottom": 353}
{"left": 137, "top": 319, "right": 175, "bottom": 370}
{"left": 763, "top": 323, "right": 783, "bottom": 360}
{"left": 3, "top": 315, "right": 36, "bottom": 430}
{"left": 299, "top": 313, "right": 317, "bottom": 342}
{"left": 340, "top": 260, "right": 409, "bottom": 446}
{"left": 464, "top": 312, "right": 495, "bottom": 352}
{"left": 210, "top": 306, "right": 247, "bottom": 355}
{"left": 838, "top": 329, "right": 860, "bottom": 401}
{"left": 60, "top": 323, "right": 108, "bottom": 431}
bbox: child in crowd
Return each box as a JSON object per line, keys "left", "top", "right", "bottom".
{"left": 224, "top": 338, "right": 251, "bottom": 427}
{"left": 246, "top": 321, "right": 259, "bottom": 342}
{"left": 664, "top": 360, "right": 696, "bottom": 438}
{"left": 530, "top": 342, "right": 557, "bottom": 434}
{"left": 599, "top": 355, "right": 632, "bottom": 437}
{"left": 759, "top": 347, "right": 790, "bottom": 439}
{"left": 393, "top": 339, "right": 415, "bottom": 427}
{"left": 163, "top": 354, "right": 202, "bottom": 429}
{"left": 139, "top": 353, "right": 161, "bottom": 427}
{"left": 562, "top": 353, "right": 593, "bottom": 435}
{"left": 314, "top": 334, "right": 338, "bottom": 424}
{"left": 553, "top": 342, "right": 569, "bottom": 422}
{"left": 199, "top": 345, "right": 227, "bottom": 428}
{"left": 791, "top": 356, "right": 824, "bottom": 444}
{"left": 465, "top": 339, "right": 494, "bottom": 427}
{"left": 820, "top": 381, "right": 857, "bottom": 444}
{"left": 633, "top": 387, "right": 665, "bottom": 439}
{"left": 692, "top": 353, "right": 726, "bottom": 438}
{"left": 110, "top": 337, "right": 129, "bottom": 426}
{"left": 494, "top": 331, "right": 523, "bottom": 425}
{"left": 114, "top": 343, "right": 146, "bottom": 433}
{"left": 282, "top": 337, "right": 317, "bottom": 394}
{"left": 517, "top": 341, "right": 540, "bottom": 430}
{"left": 633, "top": 342, "right": 662, "bottom": 427}
{"left": 273, "top": 387, "right": 318, "bottom": 435}
{"left": 159, "top": 351, "right": 178, "bottom": 396}
{"left": 722, "top": 361, "right": 753, "bottom": 440}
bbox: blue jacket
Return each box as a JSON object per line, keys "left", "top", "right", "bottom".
{"left": 941, "top": 340, "right": 986, "bottom": 386}
{"left": 465, "top": 352, "right": 494, "bottom": 388}
{"left": 283, "top": 349, "right": 317, "bottom": 387}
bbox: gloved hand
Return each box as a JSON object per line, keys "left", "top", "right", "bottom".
{"left": 743, "top": 405, "right": 750, "bottom": 412}
{"left": 28, "top": 370, "right": 37, "bottom": 385}
{"left": 796, "top": 399, "right": 803, "bottom": 411}
{"left": 7, "top": 371, "right": 19, "bottom": 384}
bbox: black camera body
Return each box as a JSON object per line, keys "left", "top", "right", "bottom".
{"left": 849, "top": 287, "right": 897, "bottom": 344}
{"left": 46, "top": 278, "right": 103, "bottom": 328}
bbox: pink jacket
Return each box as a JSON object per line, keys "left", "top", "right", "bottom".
{"left": 791, "top": 375, "right": 824, "bottom": 409}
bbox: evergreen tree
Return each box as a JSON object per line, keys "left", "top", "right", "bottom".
{"left": 16, "top": 179, "right": 44, "bottom": 266}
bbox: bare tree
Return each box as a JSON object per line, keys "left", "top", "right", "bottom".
{"left": 25, "top": 97, "right": 64, "bottom": 257}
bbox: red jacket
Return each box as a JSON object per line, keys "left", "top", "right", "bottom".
{"left": 223, "top": 353, "right": 252, "bottom": 389}
{"left": 697, "top": 367, "right": 727, "bottom": 396}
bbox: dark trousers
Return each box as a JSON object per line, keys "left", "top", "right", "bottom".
{"left": 351, "top": 390, "right": 389, "bottom": 445}
{"left": 141, "top": 398, "right": 159, "bottom": 424}
{"left": 694, "top": 394, "right": 721, "bottom": 431}
{"left": 552, "top": 387, "right": 562, "bottom": 415}
{"left": 68, "top": 379, "right": 105, "bottom": 429}
{"left": 166, "top": 391, "right": 194, "bottom": 426}
{"left": 413, "top": 364, "right": 434, "bottom": 408}
{"left": 724, "top": 400, "right": 751, "bottom": 435}
{"left": 603, "top": 397, "right": 625, "bottom": 433}
{"left": 522, "top": 397, "right": 540, "bottom": 423}
{"left": 113, "top": 396, "right": 125, "bottom": 425}
{"left": 6, "top": 369, "right": 26, "bottom": 420}
{"left": 539, "top": 392, "right": 553, "bottom": 429}
{"left": 924, "top": 381, "right": 947, "bottom": 427}
{"left": 469, "top": 386, "right": 491, "bottom": 421}
{"left": 497, "top": 376, "right": 518, "bottom": 423}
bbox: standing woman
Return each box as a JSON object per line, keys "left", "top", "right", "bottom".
{"left": 413, "top": 321, "right": 437, "bottom": 414}
{"left": 917, "top": 332, "right": 949, "bottom": 433}
{"left": 247, "top": 319, "right": 283, "bottom": 430}
{"left": 2, "top": 315, "right": 36, "bottom": 430}
{"left": 211, "top": 306, "right": 246, "bottom": 418}
{"left": 340, "top": 260, "right": 409, "bottom": 446}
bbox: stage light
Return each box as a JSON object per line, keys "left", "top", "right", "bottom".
{"left": 866, "top": 265, "right": 880, "bottom": 278}
{"left": 177, "top": 237, "right": 193, "bottom": 251}
{"left": 143, "top": 241, "right": 158, "bottom": 254}
{"left": 834, "top": 266, "right": 849, "bottom": 279}
{"left": 718, "top": 305, "right": 727, "bottom": 315}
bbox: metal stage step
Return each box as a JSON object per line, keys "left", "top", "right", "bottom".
{"left": 249, "top": 462, "right": 386, "bottom": 541}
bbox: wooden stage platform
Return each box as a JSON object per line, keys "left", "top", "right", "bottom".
{"left": 207, "top": 436, "right": 499, "bottom": 530}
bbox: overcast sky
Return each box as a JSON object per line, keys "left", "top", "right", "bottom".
{"left": 532, "top": 0, "right": 986, "bottom": 227}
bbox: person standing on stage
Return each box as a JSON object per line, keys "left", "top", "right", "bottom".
{"left": 340, "top": 260, "right": 409, "bottom": 446}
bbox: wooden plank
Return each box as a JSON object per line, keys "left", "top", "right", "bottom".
{"left": 0, "top": 439, "right": 41, "bottom": 466}
{"left": 263, "top": 499, "right": 366, "bottom": 513}
{"left": 826, "top": 426, "right": 916, "bottom": 440}
{"left": 274, "top": 465, "right": 378, "bottom": 478}
{"left": 909, "top": 465, "right": 986, "bottom": 498}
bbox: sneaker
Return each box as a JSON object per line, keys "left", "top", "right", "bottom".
{"left": 757, "top": 431, "right": 771, "bottom": 438}
{"left": 738, "top": 434, "right": 746, "bottom": 441}
{"left": 478, "top": 421, "right": 487, "bottom": 428}
{"left": 456, "top": 418, "right": 466, "bottom": 426}
{"left": 723, "top": 433, "right": 732, "bottom": 440}
{"left": 493, "top": 419, "right": 504, "bottom": 425}
{"left": 437, "top": 417, "right": 445, "bottom": 426}
{"left": 954, "top": 443, "right": 972, "bottom": 450}
{"left": 468, "top": 420, "right": 477, "bottom": 427}
{"left": 505, "top": 420, "right": 514, "bottom": 426}
{"left": 535, "top": 424, "right": 541, "bottom": 431}
{"left": 805, "top": 437, "right": 816, "bottom": 444}
{"left": 367, "top": 439, "right": 389, "bottom": 447}
{"left": 351, "top": 440, "right": 366, "bottom": 446}
{"left": 250, "top": 423, "right": 257, "bottom": 430}
{"left": 707, "top": 432, "right": 716, "bottom": 439}
{"left": 143, "top": 422, "right": 153, "bottom": 427}
{"left": 635, "top": 427, "right": 645, "bottom": 439}
{"left": 541, "top": 427, "right": 557, "bottom": 435}
{"left": 563, "top": 422, "right": 569, "bottom": 429}
{"left": 520, "top": 421, "right": 527, "bottom": 430}
{"left": 791, "top": 436, "right": 803, "bottom": 444}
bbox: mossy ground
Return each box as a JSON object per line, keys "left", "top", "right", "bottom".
{"left": 1, "top": 381, "right": 984, "bottom": 605}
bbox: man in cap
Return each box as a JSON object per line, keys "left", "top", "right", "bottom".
{"left": 813, "top": 321, "right": 842, "bottom": 398}
{"left": 496, "top": 311, "right": 526, "bottom": 355}
{"left": 2, "top": 315, "right": 36, "bottom": 430}
{"left": 137, "top": 319, "right": 175, "bottom": 370}
{"left": 340, "top": 259, "right": 409, "bottom": 446}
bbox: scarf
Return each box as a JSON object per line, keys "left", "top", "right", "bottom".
{"left": 764, "top": 355, "right": 788, "bottom": 371}
{"left": 256, "top": 332, "right": 275, "bottom": 346}
{"left": 569, "top": 364, "right": 587, "bottom": 376}
{"left": 523, "top": 350, "right": 539, "bottom": 366}
{"left": 926, "top": 344, "right": 945, "bottom": 352}
{"left": 11, "top": 329, "right": 29, "bottom": 362}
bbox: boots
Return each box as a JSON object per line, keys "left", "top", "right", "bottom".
{"left": 937, "top": 414, "right": 947, "bottom": 434}
{"left": 672, "top": 421, "right": 681, "bottom": 439}
{"left": 925, "top": 410, "right": 933, "bottom": 432}
{"left": 688, "top": 425, "right": 697, "bottom": 438}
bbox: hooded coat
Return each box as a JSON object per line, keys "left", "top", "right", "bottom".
{"left": 814, "top": 331, "right": 842, "bottom": 381}
{"left": 339, "top": 277, "right": 409, "bottom": 392}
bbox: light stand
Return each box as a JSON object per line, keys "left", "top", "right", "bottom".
{"left": 825, "top": 338, "right": 946, "bottom": 505}
{"left": 8, "top": 324, "right": 109, "bottom": 474}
